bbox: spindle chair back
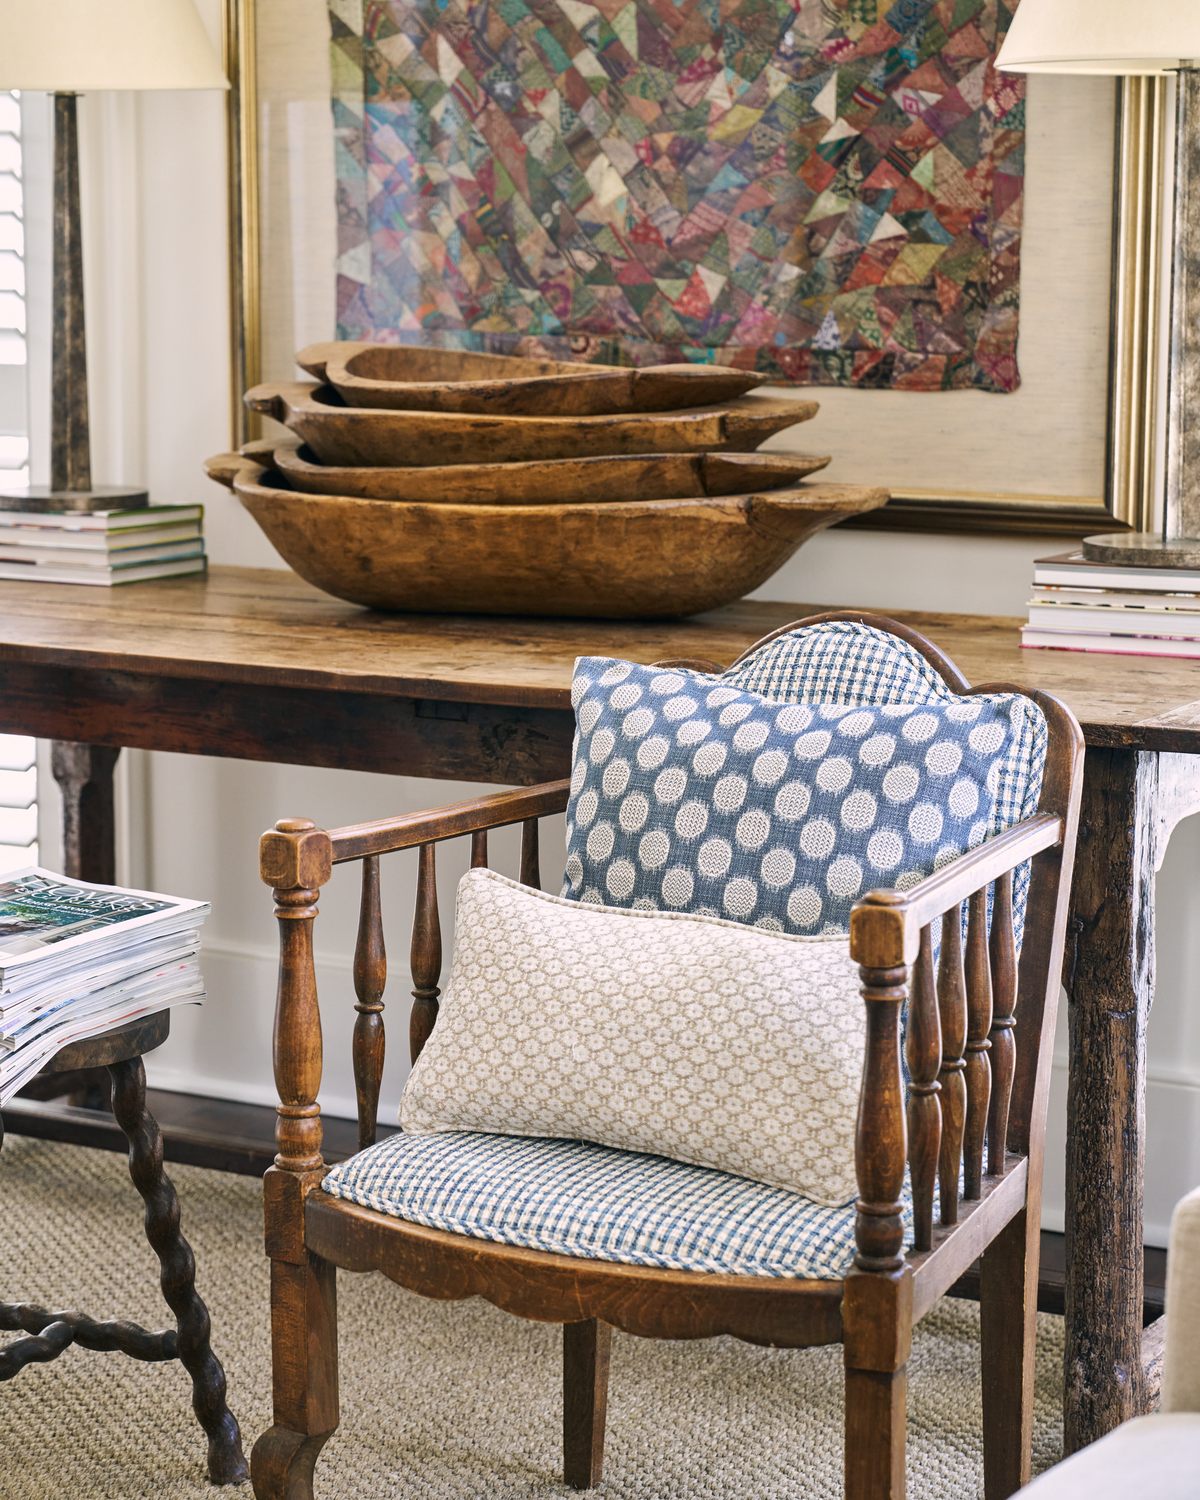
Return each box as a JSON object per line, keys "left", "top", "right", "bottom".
{"left": 251, "top": 613, "right": 1084, "bottom": 1500}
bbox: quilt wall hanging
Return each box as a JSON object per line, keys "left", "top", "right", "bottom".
{"left": 331, "top": 0, "right": 1025, "bottom": 391}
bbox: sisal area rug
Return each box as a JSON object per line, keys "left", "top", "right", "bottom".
{"left": 0, "top": 1136, "right": 1065, "bottom": 1498}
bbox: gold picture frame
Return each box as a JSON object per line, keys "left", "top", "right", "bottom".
{"left": 224, "top": 2, "right": 1168, "bottom": 538}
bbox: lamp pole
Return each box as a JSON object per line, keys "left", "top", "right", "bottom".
{"left": 50, "top": 92, "right": 90, "bottom": 494}
{"left": 1164, "top": 66, "right": 1200, "bottom": 542}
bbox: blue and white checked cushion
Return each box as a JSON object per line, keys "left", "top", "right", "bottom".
{"left": 322, "top": 1130, "right": 916, "bottom": 1280}
{"left": 562, "top": 643, "right": 1045, "bottom": 940}
{"left": 720, "top": 622, "right": 1045, "bottom": 846}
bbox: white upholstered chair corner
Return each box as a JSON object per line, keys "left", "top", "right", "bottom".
{"left": 1022, "top": 1184, "right": 1200, "bottom": 1497}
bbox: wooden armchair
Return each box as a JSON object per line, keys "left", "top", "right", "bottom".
{"left": 250, "top": 613, "right": 1083, "bottom": 1500}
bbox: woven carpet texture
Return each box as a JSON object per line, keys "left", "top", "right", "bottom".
{"left": 0, "top": 1136, "right": 1065, "bottom": 1498}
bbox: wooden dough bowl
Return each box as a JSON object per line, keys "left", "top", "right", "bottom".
{"left": 244, "top": 382, "right": 818, "bottom": 469}
{"left": 296, "top": 341, "right": 767, "bottom": 416}
{"left": 205, "top": 450, "right": 888, "bottom": 618}
{"left": 259, "top": 439, "right": 832, "bottom": 506}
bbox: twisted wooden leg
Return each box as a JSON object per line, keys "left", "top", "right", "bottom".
{"left": 0, "top": 1300, "right": 176, "bottom": 1379}
{"left": 108, "top": 1056, "right": 249, "bottom": 1484}
{"left": 0, "top": 1317, "right": 75, "bottom": 1377}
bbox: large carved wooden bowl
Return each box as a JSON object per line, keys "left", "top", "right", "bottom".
{"left": 296, "top": 341, "right": 767, "bottom": 416}
{"left": 264, "top": 439, "right": 832, "bottom": 506}
{"left": 244, "top": 382, "right": 817, "bottom": 468}
{"left": 205, "top": 451, "right": 888, "bottom": 618}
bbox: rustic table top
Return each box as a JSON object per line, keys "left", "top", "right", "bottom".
{"left": 2, "top": 566, "right": 1199, "bottom": 751}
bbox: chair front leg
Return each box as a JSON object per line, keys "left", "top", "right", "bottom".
{"left": 979, "top": 1206, "right": 1039, "bottom": 1499}
{"left": 845, "top": 1364, "right": 907, "bottom": 1500}
{"left": 254, "top": 822, "right": 338, "bottom": 1500}
{"left": 252, "top": 1245, "right": 339, "bottom": 1500}
{"left": 843, "top": 1268, "right": 912, "bottom": 1500}
{"left": 845, "top": 955, "right": 912, "bottom": 1500}
{"left": 563, "top": 1318, "right": 612, "bottom": 1490}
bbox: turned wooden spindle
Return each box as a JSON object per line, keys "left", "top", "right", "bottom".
{"left": 352, "top": 855, "right": 386, "bottom": 1151}
{"left": 854, "top": 962, "right": 909, "bottom": 1274}
{"left": 520, "top": 817, "right": 541, "bottom": 890}
{"left": 905, "top": 925, "right": 942, "bottom": 1252}
{"left": 470, "top": 829, "right": 489, "bottom": 868}
{"left": 936, "top": 905, "right": 968, "bottom": 1225}
{"left": 963, "top": 886, "right": 993, "bottom": 1199}
{"left": 985, "top": 868, "right": 1018, "bottom": 1178}
{"left": 267, "top": 819, "right": 328, "bottom": 1174}
{"left": 410, "top": 842, "right": 442, "bottom": 1064}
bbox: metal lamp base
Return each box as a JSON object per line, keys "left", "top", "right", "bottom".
{"left": 0, "top": 484, "right": 150, "bottom": 515}
{"left": 1082, "top": 532, "right": 1200, "bottom": 569}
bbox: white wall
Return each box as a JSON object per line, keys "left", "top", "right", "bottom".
{"left": 33, "top": 0, "right": 1200, "bottom": 1246}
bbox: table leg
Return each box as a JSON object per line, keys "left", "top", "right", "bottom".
{"left": 108, "top": 1055, "right": 249, "bottom": 1484}
{"left": 50, "top": 740, "right": 119, "bottom": 884}
{"left": 49, "top": 742, "right": 122, "bottom": 1109}
{"left": 1063, "top": 746, "right": 1200, "bottom": 1452}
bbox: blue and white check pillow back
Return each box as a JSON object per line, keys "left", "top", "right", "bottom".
{"left": 561, "top": 623, "right": 1047, "bottom": 944}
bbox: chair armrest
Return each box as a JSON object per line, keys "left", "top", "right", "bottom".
{"left": 1164, "top": 1184, "right": 1200, "bottom": 1412}
{"left": 328, "top": 779, "right": 571, "bottom": 863}
{"left": 846, "top": 812, "right": 1064, "bottom": 1276}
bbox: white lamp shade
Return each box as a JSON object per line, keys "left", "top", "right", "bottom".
{"left": 0, "top": 0, "right": 228, "bottom": 91}
{"left": 996, "top": 0, "right": 1200, "bottom": 75}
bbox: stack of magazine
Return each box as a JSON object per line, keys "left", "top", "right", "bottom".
{"left": 0, "top": 869, "right": 208, "bottom": 1105}
{"left": 1021, "top": 550, "right": 1200, "bottom": 659}
{"left": 0, "top": 503, "right": 206, "bottom": 587}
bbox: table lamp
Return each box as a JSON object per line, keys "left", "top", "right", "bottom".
{"left": 996, "top": 0, "right": 1200, "bottom": 566}
{"left": 0, "top": 0, "right": 228, "bottom": 512}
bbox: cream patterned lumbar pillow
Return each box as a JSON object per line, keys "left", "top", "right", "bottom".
{"left": 400, "top": 867, "right": 866, "bottom": 1207}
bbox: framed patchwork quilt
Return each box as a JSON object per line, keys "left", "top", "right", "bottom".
{"left": 331, "top": 0, "right": 1025, "bottom": 391}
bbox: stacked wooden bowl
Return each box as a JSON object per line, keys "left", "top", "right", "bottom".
{"left": 204, "top": 343, "right": 888, "bottom": 618}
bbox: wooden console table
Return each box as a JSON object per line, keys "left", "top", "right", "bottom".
{"left": 3, "top": 564, "right": 1198, "bottom": 1457}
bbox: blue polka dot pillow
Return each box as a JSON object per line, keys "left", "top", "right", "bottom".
{"left": 560, "top": 624, "right": 1047, "bottom": 938}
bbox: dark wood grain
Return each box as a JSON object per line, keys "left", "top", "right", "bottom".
{"left": 0, "top": 568, "right": 1198, "bottom": 752}
{"left": 51, "top": 740, "right": 119, "bottom": 884}
{"left": 304, "top": 1195, "right": 844, "bottom": 1348}
{"left": 963, "top": 889, "right": 993, "bottom": 1201}
{"left": 409, "top": 843, "right": 442, "bottom": 1065}
{"left": 0, "top": 1302, "right": 176, "bottom": 1378}
{"left": 1063, "top": 747, "right": 1155, "bottom": 1451}
{"left": 986, "top": 872, "right": 1018, "bottom": 1180}
{"left": 905, "top": 926, "right": 941, "bottom": 1254}
{"left": 519, "top": 818, "right": 541, "bottom": 891}
{"left": 853, "top": 963, "right": 909, "bottom": 1275}
{"left": 979, "top": 1208, "right": 1038, "bottom": 1496}
{"left": 109, "top": 1054, "right": 248, "bottom": 1484}
{"left": 351, "top": 857, "right": 386, "bottom": 1152}
{"left": 563, "top": 1319, "right": 611, "bottom": 1491}
{"left": 936, "top": 909, "right": 968, "bottom": 1227}
{"left": 37, "top": 1010, "right": 170, "bottom": 1072}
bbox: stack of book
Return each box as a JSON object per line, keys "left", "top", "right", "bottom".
{"left": 0, "top": 868, "right": 208, "bottom": 1103}
{"left": 0, "top": 502, "right": 205, "bottom": 586}
{"left": 1021, "top": 550, "right": 1200, "bottom": 659}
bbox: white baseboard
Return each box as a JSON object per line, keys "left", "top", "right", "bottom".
{"left": 141, "top": 1062, "right": 385, "bottom": 1126}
